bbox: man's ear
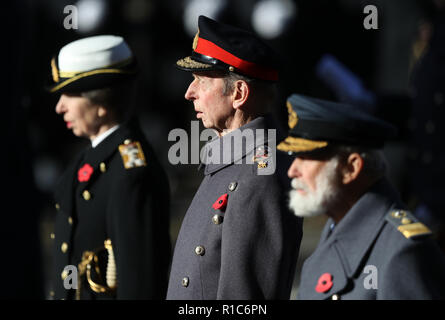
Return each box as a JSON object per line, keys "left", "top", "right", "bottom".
{"left": 98, "top": 106, "right": 107, "bottom": 118}
{"left": 232, "top": 80, "right": 250, "bottom": 109}
{"left": 342, "top": 152, "right": 364, "bottom": 184}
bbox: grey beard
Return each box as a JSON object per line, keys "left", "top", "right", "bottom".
{"left": 288, "top": 158, "right": 341, "bottom": 218}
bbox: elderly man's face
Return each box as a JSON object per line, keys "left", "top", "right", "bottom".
{"left": 185, "top": 72, "right": 234, "bottom": 132}
{"left": 287, "top": 154, "right": 341, "bottom": 217}
{"left": 55, "top": 93, "right": 102, "bottom": 139}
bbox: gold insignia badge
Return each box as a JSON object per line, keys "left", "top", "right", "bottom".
{"left": 193, "top": 29, "right": 200, "bottom": 50}
{"left": 118, "top": 141, "right": 147, "bottom": 169}
{"left": 252, "top": 146, "right": 270, "bottom": 169}
{"left": 51, "top": 57, "right": 59, "bottom": 82}
{"left": 257, "top": 162, "right": 268, "bottom": 169}
{"left": 286, "top": 101, "right": 298, "bottom": 129}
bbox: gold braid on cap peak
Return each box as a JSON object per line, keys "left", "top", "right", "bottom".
{"left": 176, "top": 56, "right": 212, "bottom": 69}
{"left": 277, "top": 136, "right": 328, "bottom": 153}
{"left": 51, "top": 57, "right": 59, "bottom": 83}
{"left": 287, "top": 101, "right": 298, "bottom": 129}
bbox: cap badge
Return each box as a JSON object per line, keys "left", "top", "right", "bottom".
{"left": 286, "top": 101, "right": 298, "bottom": 129}
{"left": 118, "top": 141, "right": 147, "bottom": 169}
{"left": 212, "top": 193, "right": 228, "bottom": 211}
{"left": 51, "top": 57, "right": 59, "bottom": 83}
{"left": 315, "top": 272, "right": 333, "bottom": 293}
{"left": 78, "top": 163, "right": 94, "bottom": 182}
{"left": 192, "top": 29, "right": 200, "bottom": 50}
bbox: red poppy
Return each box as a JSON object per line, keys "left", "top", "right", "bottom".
{"left": 78, "top": 163, "right": 94, "bottom": 182}
{"left": 212, "top": 193, "right": 228, "bottom": 210}
{"left": 315, "top": 272, "right": 333, "bottom": 293}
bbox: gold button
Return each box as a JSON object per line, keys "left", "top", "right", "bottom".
{"left": 49, "top": 290, "right": 55, "bottom": 297}
{"left": 182, "top": 277, "right": 189, "bottom": 287}
{"left": 61, "top": 242, "right": 68, "bottom": 253}
{"left": 401, "top": 217, "right": 412, "bottom": 225}
{"left": 50, "top": 233, "right": 55, "bottom": 240}
{"left": 212, "top": 214, "right": 223, "bottom": 225}
{"left": 195, "top": 246, "right": 205, "bottom": 256}
{"left": 229, "top": 66, "right": 234, "bottom": 72}
{"left": 68, "top": 217, "right": 73, "bottom": 225}
{"left": 55, "top": 203, "right": 60, "bottom": 210}
{"left": 228, "top": 182, "right": 237, "bottom": 192}
{"left": 124, "top": 139, "right": 132, "bottom": 145}
{"left": 82, "top": 190, "right": 91, "bottom": 201}
{"left": 61, "top": 269, "right": 69, "bottom": 280}
{"left": 331, "top": 294, "right": 340, "bottom": 300}
{"left": 100, "top": 162, "right": 106, "bottom": 173}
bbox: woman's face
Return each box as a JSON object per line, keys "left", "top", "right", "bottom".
{"left": 55, "top": 93, "right": 103, "bottom": 139}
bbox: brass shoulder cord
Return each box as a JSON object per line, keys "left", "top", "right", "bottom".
{"left": 105, "top": 239, "right": 117, "bottom": 289}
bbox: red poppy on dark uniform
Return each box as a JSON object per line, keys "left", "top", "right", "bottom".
{"left": 78, "top": 163, "right": 94, "bottom": 182}
{"left": 212, "top": 193, "right": 228, "bottom": 210}
{"left": 315, "top": 272, "right": 333, "bottom": 293}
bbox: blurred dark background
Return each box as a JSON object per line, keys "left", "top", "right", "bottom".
{"left": 3, "top": 0, "right": 445, "bottom": 299}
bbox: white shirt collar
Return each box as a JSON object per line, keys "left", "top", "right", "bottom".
{"left": 91, "top": 125, "right": 120, "bottom": 148}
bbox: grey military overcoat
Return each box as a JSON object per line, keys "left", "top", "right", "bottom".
{"left": 167, "top": 116, "right": 302, "bottom": 299}
{"left": 297, "top": 178, "right": 445, "bottom": 300}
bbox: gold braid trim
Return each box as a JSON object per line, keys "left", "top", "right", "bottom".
{"left": 58, "top": 57, "right": 133, "bottom": 78}
{"left": 49, "top": 68, "right": 133, "bottom": 92}
{"left": 277, "top": 136, "right": 328, "bottom": 153}
{"left": 176, "top": 56, "right": 212, "bottom": 69}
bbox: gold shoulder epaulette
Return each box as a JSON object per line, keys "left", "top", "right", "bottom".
{"left": 385, "top": 209, "right": 432, "bottom": 239}
{"left": 118, "top": 139, "right": 147, "bottom": 169}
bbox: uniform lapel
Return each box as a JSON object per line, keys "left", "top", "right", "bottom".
{"left": 298, "top": 220, "right": 349, "bottom": 300}
{"left": 332, "top": 178, "right": 401, "bottom": 278}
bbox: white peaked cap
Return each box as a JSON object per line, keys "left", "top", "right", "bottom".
{"left": 48, "top": 35, "right": 137, "bottom": 93}
{"left": 58, "top": 35, "right": 132, "bottom": 72}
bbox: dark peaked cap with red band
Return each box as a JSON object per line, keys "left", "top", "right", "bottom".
{"left": 176, "top": 15, "right": 280, "bottom": 81}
